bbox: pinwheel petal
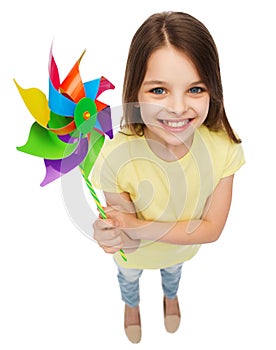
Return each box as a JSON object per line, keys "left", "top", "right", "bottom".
{"left": 60, "top": 50, "right": 86, "bottom": 102}
{"left": 81, "top": 129, "right": 105, "bottom": 178}
{"left": 48, "top": 79, "right": 76, "bottom": 116}
{"left": 14, "top": 80, "right": 50, "bottom": 127}
{"left": 95, "top": 99, "right": 108, "bottom": 112}
{"left": 47, "top": 112, "right": 76, "bottom": 135}
{"left": 96, "top": 76, "right": 115, "bottom": 98}
{"left": 48, "top": 120, "right": 76, "bottom": 135}
{"left": 48, "top": 44, "right": 60, "bottom": 89}
{"left": 40, "top": 137, "right": 88, "bottom": 186}
{"left": 16, "top": 122, "right": 78, "bottom": 159}
{"left": 96, "top": 106, "right": 113, "bottom": 139}
{"left": 83, "top": 78, "right": 100, "bottom": 100}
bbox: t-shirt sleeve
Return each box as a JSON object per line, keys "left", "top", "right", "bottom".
{"left": 90, "top": 140, "right": 124, "bottom": 193}
{"left": 222, "top": 142, "right": 245, "bottom": 178}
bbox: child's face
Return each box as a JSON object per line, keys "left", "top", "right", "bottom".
{"left": 137, "top": 46, "right": 210, "bottom": 151}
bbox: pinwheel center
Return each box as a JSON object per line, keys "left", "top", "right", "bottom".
{"left": 83, "top": 111, "right": 91, "bottom": 120}
{"left": 74, "top": 97, "right": 97, "bottom": 135}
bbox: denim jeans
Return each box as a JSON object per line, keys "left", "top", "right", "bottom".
{"left": 115, "top": 261, "right": 183, "bottom": 307}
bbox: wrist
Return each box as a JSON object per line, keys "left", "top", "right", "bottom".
{"left": 121, "top": 230, "right": 141, "bottom": 253}
{"left": 124, "top": 217, "right": 147, "bottom": 240}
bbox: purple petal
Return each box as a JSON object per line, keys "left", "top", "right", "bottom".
{"left": 97, "top": 106, "right": 113, "bottom": 139}
{"left": 40, "top": 138, "right": 88, "bottom": 186}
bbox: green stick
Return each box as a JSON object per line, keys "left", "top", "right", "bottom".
{"left": 80, "top": 167, "right": 127, "bottom": 262}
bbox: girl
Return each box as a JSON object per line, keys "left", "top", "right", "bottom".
{"left": 92, "top": 11, "right": 245, "bottom": 343}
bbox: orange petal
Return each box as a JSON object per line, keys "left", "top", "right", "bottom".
{"left": 60, "top": 50, "right": 86, "bottom": 103}
{"left": 48, "top": 119, "right": 76, "bottom": 135}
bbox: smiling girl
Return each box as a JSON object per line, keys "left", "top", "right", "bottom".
{"left": 92, "top": 11, "right": 245, "bottom": 343}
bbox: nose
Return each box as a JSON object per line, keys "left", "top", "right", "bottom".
{"left": 167, "top": 94, "right": 188, "bottom": 117}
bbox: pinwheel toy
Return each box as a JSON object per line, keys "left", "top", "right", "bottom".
{"left": 15, "top": 47, "right": 127, "bottom": 262}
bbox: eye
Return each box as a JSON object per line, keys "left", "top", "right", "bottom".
{"left": 150, "top": 87, "right": 166, "bottom": 95}
{"left": 189, "top": 86, "right": 204, "bottom": 94}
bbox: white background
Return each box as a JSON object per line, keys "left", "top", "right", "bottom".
{"left": 1, "top": 0, "right": 275, "bottom": 349}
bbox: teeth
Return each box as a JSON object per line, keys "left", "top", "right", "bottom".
{"left": 162, "top": 119, "right": 190, "bottom": 128}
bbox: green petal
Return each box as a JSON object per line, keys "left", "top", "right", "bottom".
{"left": 81, "top": 129, "right": 104, "bottom": 178}
{"left": 16, "top": 122, "right": 78, "bottom": 159}
{"left": 48, "top": 111, "right": 73, "bottom": 129}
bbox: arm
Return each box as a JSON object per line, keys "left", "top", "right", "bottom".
{"left": 106, "top": 175, "right": 234, "bottom": 245}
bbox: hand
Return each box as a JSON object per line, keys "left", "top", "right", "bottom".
{"left": 93, "top": 218, "right": 124, "bottom": 254}
{"left": 104, "top": 205, "right": 137, "bottom": 230}
{"left": 93, "top": 216, "right": 140, "bottom": 255}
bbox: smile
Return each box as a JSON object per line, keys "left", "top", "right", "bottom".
{"left": 158, "top": 118, "right": 193, "bottom": 129}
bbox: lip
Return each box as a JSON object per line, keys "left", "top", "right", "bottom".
{"left": 157, "top": 118, "right": 194, "bottom": 132}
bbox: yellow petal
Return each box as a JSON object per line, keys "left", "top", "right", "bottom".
{"left": 14, "top": 79, "right": 50, "bottom": 127}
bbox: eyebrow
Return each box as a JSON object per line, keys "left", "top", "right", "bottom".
{"left": 142, "top": 80, "right": 205, "bottom": 86}
{"left": 143, "top": 80, "right": 166, "bottom": 86}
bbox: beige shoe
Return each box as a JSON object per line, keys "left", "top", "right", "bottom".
{"left": 163, "top": 296, "right": 181, "bottom": 333}
{"left": 124, "top": 305, "right": 141, "bottom": 343}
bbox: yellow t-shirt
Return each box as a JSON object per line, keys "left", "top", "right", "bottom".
{"left": 92, "top": 125, "right": 245, "bottom": 269}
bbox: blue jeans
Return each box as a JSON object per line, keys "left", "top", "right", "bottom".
{"left": 116, "top": 262, "right": 183, "bottom": 307}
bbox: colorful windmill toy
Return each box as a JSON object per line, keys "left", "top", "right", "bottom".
{"left": 15, "top": 46, "right": 127, "bottom": 262}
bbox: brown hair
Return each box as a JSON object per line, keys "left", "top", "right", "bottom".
{"left": 121, "top": 11, "right": 241, "bottom": 143}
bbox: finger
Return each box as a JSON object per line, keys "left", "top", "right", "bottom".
{"left": 99, "top": 242, "right": 123, "bottom": 251}
{"left": 93, "top": 218, "right": 116, "bottom": 230}
{"left": 93, "top": 227, "right": 122, "bottom": 242}
{"left": 102, "top": 247, "right": 121, "bottom": 254}
{"left": 98, "top": 243, "right": 124, "bottom": 254}
{"left": 98, "top": 243, "right": 114, "bottom": 254}
{"left": 104, "top": 205, "right": 122, "bottom": 217}
{"left": 98, "top": 236, "right": 123, "bottom": 247}
{"left": 97, "top": 217, "right": 120, "bottom": 229}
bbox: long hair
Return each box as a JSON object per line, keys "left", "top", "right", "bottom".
{"left": 121, "top": 11, "right": 241, "bottom": 143}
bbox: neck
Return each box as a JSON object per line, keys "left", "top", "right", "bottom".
{"left": 144, "top": 129, "right": 194, "bottom": 162}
